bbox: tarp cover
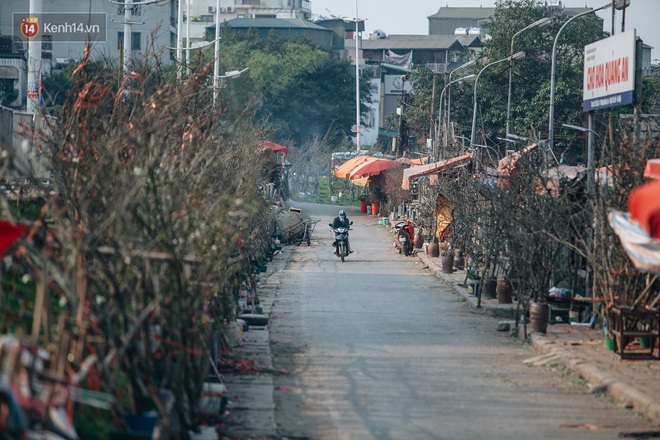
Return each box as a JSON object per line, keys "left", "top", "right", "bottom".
{"left": 609, "top": 210, "right": 660, "bottom": 274}
{"left": 401, "top": 153, "right": 471, "bottom": 190}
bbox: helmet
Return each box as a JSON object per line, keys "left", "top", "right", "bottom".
{"left": 338, "top": 210, "right": 346, "bottom": 219}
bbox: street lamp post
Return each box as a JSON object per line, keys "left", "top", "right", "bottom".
{"left": 437, "top": 74, "right": 476, "bottom": 159}
{"left": 471, "top": 52, "right": 525, "bottom": 168}
{"left": 446, "top": 60, "right": 476, "bottom": 147}
{"left": 548, "top": 2, "right": 614, "bottom": 153}
{"left": 506, "top": 17, "right": 552, "bottom": 136}
{"left": 355, "top": 0, "right": 361, "bottom": 151}
{"left": 213, "top": 0, "right": 221, "bottom": 107}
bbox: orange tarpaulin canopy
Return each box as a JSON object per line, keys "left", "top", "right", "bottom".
{"left": 334, "top": 155, "right": 377, "bottom": 178}
{"left": 348, "top": 158, "right": 401, "bottom": 180}
{"left": 396, "top": 156, "right": 429, "bottom": 166}
{"left": 401, "top": 153, "right": 472, "bottom": 190}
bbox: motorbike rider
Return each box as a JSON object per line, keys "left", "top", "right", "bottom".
{"left": 331, "top": 210, "right": 353, "bottom": 253}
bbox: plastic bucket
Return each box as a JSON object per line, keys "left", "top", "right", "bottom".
{"left": 467, "top": 281, "right": 480, "bottom": 296}
{"left": 366, "top": 205, "right": 372, "bottom": 215}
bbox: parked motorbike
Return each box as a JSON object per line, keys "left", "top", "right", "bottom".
{"left": 330, "top": 221, "right": 353, "bottom": 262}
{"left": 394, "top": 220, "right": 415, "bottom": 256}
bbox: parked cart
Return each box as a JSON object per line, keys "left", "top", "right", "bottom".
{"left": 295, "top": 218, "right": 320, "bottom": 246}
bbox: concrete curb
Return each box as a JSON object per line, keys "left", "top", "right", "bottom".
{"left": 417, "top": 250, "right": 660, "bottom": 425}
{"left": 530, "top": 335, "right": 660, "bottom": 425}
{"left": 417, "top": 252, "right": 518, "bottom": 320}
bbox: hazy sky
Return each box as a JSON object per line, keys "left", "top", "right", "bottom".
{"left": 311, "top": 0, "right": 659, "bottom": 61}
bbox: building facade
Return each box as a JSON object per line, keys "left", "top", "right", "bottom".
{"left": 0, "top": 0, "right": 175, "bottom": 107}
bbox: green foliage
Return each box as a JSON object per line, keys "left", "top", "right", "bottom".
{"left": 3, "top": 199, "right": 46, "bottom": 221}
{"left": 479, "top": 0, "right": 606, "bottom": 143}
{"left": 0, "top": 79, "right": 18, "bottom": 106}
{"left": 73, "top": 406, "right": 113, "bottom": 440}
{"left": 400, "top": 66, "right": 437, "bottom": 148}
{"left": 194, "top": 26, "right": 371, "bottom": 147}
{"left": 398, "top": 0, "right": 609, "bottom": 156}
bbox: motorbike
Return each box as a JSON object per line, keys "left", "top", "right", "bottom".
{"left": 394, "top": 220, "right": 415, "bottom": 256}
{"left": 330, "top": 221, "right": 353, "bottom": 262}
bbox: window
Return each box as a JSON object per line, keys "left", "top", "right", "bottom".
{"left": 117, "top": 32, "right": 141, "bottom": 51}
{"left": 41, "top": 35, "right": 52, "bottom": 51}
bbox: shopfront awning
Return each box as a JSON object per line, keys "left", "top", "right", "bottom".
{"left": 401, "top": 153, "right": 472, "bottom": 190}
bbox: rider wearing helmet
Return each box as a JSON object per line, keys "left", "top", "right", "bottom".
{"left": 331, "top": 210, "right": 353, "bottom": 253}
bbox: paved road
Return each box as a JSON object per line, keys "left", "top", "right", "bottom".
{"left": 269, "top": 202, "right": 657, "bottom": 440}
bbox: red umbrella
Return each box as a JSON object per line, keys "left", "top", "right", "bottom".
{"left": 348, "top": 158, "right": 401, "bottom": 180}
{"left": 262, "top": 141, "right": 289, "bottom": 154}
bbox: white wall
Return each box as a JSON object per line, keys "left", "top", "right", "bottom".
{"left": 0, "top": 0, "right": 173, "bottom": 66}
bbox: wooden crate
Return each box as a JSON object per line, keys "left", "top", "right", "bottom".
{"left": 608, "top": 305, "right": 660, "bottom": 360}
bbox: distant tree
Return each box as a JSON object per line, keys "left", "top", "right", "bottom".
{"left": 0, "top": 79, "right": 18, "bottom": 106}
{"left": 476, "top": 0, "right": 606, "bottom": 151}
{"left": 199, "top": 27, "right": 373, "bottom": 147}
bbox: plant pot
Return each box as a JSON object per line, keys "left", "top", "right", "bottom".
{"left": 467, "top": 280, "right": 480, "bottom": 296}
{"left": 441, "top": 252, "right": 454, "bottom": 274}
{"left": 529, "top": 302, "right": 550, "bottom": 334}
{"left": 483, "top": 276, "right": 497, "bottom": 299}
{"left": 496, "top": 279, "right": 513, "bottom": 304}
{"left": 454, "top": 250, "right": 465, "bottom": 270}
{"left": 359, "top": 200, "right": 367, "bottom": 213}
{"left": 371, "top": 203, "right": 380, "bottom": 216}
{"left": 428, "top": 241, "right": 440, "bottom": 257}
{"left": 413, "top": 233, "right": 424, "bottom": 249}
{"left": 604, "top": 337, "right": 617, "bottom": 351}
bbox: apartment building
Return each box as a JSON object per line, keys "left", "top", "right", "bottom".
{"left": 0, "top": 0, "right": 175, "bottom": 107}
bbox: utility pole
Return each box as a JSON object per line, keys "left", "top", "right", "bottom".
{"left": 26, "top": 0, "right": 42, "bottom": 114}
{"left": 176, "top": 0, "right": 184, "bottom": 79}
{"left": 124, "top": 0, "right": 133, "bottom": 75}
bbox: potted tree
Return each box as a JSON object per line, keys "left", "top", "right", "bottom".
{"left": 441, "top": 246, "right": 454, "bottom": 274}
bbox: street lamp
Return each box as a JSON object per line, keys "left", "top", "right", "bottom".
{"left": 506, "top": 17, "right": 552, "bottom": 136}
{"left": 437, "top": 74, "right": 476, "bottom": 158}
{"left": 471, "top": 52, "right": 525, "bottom": 164}
{"left": 212, "top": 68, "right": 249, "bottom": 92}
{"left": 446, "top": 60, "right": 476, "bottom": 143}
{"left": 548, "top": 1, "right": 618, "bottom": 153}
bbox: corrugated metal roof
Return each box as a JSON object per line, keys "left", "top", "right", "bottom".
{"left": 429, "top": 7, "right": 495, "bottom": 19}
{"left": 428, "top": 6, "right": 594, "bottom": 19}
{"left": 224, "top": 18, "right": 328, "bottom": 30}
{"left": 350, "top": 35, "right": 468, "bottom": 51}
